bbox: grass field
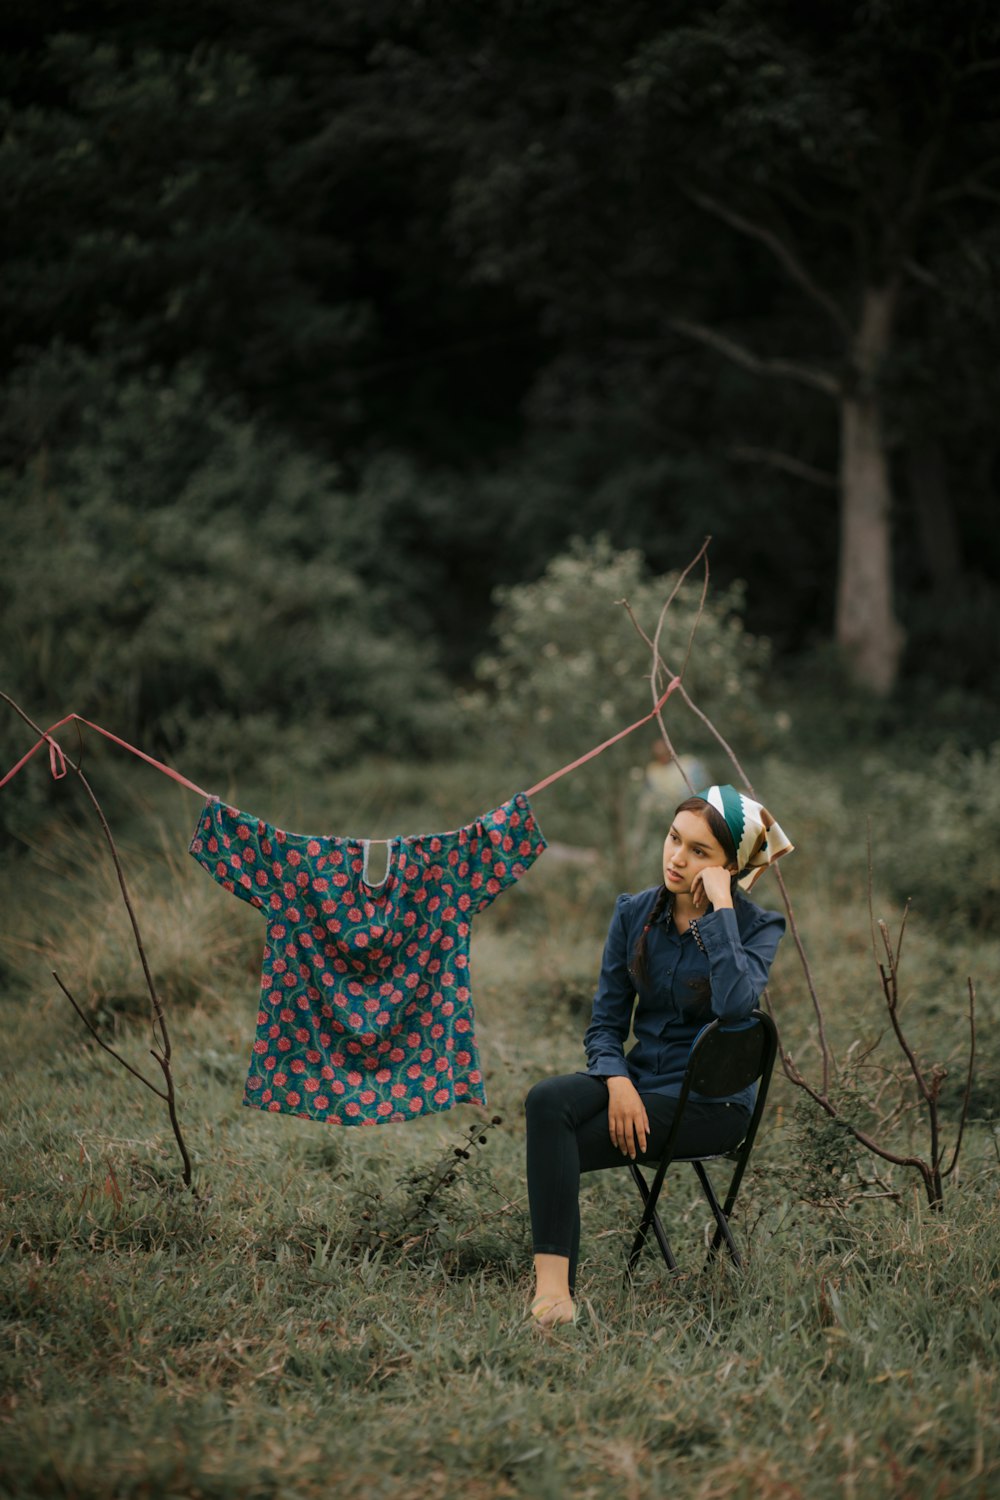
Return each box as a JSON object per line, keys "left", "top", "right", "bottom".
{"left": 1, "top": 750, "right": 998, "bottom": 1499}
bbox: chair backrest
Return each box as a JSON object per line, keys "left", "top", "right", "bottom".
{"left": 685, "top": 1011, "right": 777, "bottom": 1100}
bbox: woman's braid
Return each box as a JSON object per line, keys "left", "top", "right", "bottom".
{"left": 630, "top": 882, "right": 671, "bottom": 988}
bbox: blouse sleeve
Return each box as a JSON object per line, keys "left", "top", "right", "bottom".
{"left": 582, "top": 894, "right": 635, "bottom": 1080}
{"left": 692, "top": 904, "right": 786, "bottom": 1021}
{"left": 189, "top": 797, "right": 278, "bottom": 911}
{"left": 443, "top": 791, "right": 547, "bottom": 916}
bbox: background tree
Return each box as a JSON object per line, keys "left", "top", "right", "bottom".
{"left": 426, "top": 0, "right": 1000, "bottom": 694}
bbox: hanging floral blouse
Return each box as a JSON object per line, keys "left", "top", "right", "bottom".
{"left": 190, "top": 792, "right": 546, "bottom": 1126}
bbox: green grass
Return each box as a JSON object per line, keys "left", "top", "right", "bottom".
{"left": 1, "top": 752, "right": 998, "bottom": 1498}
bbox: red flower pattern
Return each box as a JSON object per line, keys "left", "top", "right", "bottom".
{"left": 191, "top": 793, "right": 545, "bottom": 1127}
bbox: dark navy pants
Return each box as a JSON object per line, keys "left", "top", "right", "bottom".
{"left": 524, "top": 1073, "right": 750, "bottom": 1291}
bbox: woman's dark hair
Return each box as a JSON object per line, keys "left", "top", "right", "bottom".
{"left": 629, "top": 796, "right": 738, "bottom": 988}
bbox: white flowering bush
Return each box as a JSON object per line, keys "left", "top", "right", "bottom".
{"left": 471, "top": 535, "right": 773, "bottom": 868}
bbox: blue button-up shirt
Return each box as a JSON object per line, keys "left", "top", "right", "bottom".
{"left": 583, "top": 886, "right": 785, "bottom": 1109}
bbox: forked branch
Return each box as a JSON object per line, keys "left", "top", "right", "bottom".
{"left": 621, "top": 551, "right": 977, "bottom": 1208}
{"left": 1, "top": 690, "right": 194, "bottom": 1189}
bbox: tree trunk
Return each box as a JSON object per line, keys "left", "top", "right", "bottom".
{"left": 835, "top": 285, "right": 905, "bottom": 695}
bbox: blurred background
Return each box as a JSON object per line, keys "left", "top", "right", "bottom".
{"left": 2, "top": 1, "right": 999, "bottom": 888}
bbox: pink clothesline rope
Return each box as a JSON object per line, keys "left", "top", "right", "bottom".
{"left": 1, "top": 678, "right": 683, "bottom": 807}
{"left": 524, "top": 677, "right": 681, "bottom": 795}
{"left": 0, "top": 714, "right": 210, "bottom": 797}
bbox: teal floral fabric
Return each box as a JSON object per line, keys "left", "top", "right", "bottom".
{"left": 190, "top": 793, "right": 546, "bottom": 1126}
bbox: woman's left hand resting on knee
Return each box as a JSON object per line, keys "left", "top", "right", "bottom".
{"left": 606, "top": 1076, "right": 649, "bottom": 1159}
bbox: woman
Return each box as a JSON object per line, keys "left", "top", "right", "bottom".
{"left": 524, "top": 783, "right": 792, "bottom": 1327}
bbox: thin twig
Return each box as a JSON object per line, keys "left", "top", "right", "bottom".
{"left": 620, "top": 597, "right": 832, "bottom": 1088}
{"left": 876, "top": 910, "right": 933, "bottom": 1107}
{"left": 668, "top": 318, "right": 842, "bottom": 398}
{"left": 51, "top": 970, "right": 168, "bottom": 1100}
{"left": 650, "top": 534, "right": 713, "bottom": 687}
{"left": 619, "top": 534, "right": 707, "bottom": 773}
{"left": 729, "top": 445, "right": 838, "bottom": 490}
{"left": 622, "top": 561, "right": 976, "bottom": 1208}
{"left": 677, "top": 546, "right": 711, "bottom": 685}
{"left": 1, "top": 691, "right": 193, "bottom": 1188}
{"left": 626, "top": 583, "right": 748, "bottom": 768}
{"left": 678, "top": 184, "right": 854, "bottom": 342}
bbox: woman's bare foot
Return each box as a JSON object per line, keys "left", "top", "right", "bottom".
{"left": 530, "top": 1294, "right": 577, "bottom": 1328}
{"left": 530, "top": 1253, "right": 575, "bottom": 1327}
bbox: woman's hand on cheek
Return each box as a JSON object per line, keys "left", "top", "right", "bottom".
{"left": 691, "top": 864, "right": 735, "bottom": 910}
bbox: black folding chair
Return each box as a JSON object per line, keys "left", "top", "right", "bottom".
{"left": 625, "top": 1009, "right": 778, "bottom": 1279}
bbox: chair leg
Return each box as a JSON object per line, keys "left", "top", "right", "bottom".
{"left": 692, "top": 1161, "right": 742, "bottom": 1268}
{"left": 626, "top": 1165, "right": 678, "bottom": 1277}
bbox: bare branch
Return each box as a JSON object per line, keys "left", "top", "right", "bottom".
{"left": 895, "top": 902, "right": 910, "bottom": 970}
{"left": 929, "top": 155, "right": 1000, "bottom": 206}
{"left": 903, "top": 258, "right": 945, "bottom": 295}
{"left": 622, "top": 601, "right": 759, "bottom": 791}
{"left": 762, "top": 1016, "right": 934, "bottom": 1186}
{"left": 679, "top": 185, "right": 854, "bottom": 342}
{"left": 1, "top": 690, "right": 194, "bottom": 1189}
{"left": 51, "top": 971, "right": 168, "bottom": 1100}
{"left": 649, "top": 535, "right": 712, "bottom": 656}
{"left": 678, "top": 547, "right": 711, "bottom": 683}
{"left": 618, "top": 535, "right": 712, "bottom": 788}
{"left": 669, "top": 318, "right": 842, "bottom": 397}
{"left": 622, "top": 567, "right": 977, "bottom": 1207}
{"left": 621, "top": 583, "right": 833, "bottom": 1091}
{"left": 875, "top": 910, "right": 935, "bottom": 1110}
{"left": 729, "top": 445, "right": 838, "bottom": 490}
{"left": 651, "top": 536, "right": 711, "bottom": 695}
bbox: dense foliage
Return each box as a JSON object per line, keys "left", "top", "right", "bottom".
{"left": 3, "top": 1, "right": 999, "bottom": 703}
{"left": 0, "top": 359, "right": 452, "bottom": 794}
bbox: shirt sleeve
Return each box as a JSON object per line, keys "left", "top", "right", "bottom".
{"left": 189, "top": 796, "right": 277, "bottom": 910}
{"left": 445, "top": 791, "right": 547, "bottom": 915}
{"left": 583, "top": 894, "right": 636, "bottom": 1080}
{"left": 691, "top": 904, "right": 786, "bottom": 1021}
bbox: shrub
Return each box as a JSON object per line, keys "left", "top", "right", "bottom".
{"left": 470, "top": 534, "right": 778, "bottom": 873}
{"left": 0, "top": 352, "right": 453, "bottom": 842}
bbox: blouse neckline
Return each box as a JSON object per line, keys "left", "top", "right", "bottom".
{"left": 359, "top": 836, "right": 398, "bottom": 894}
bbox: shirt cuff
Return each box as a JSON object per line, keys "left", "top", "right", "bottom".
{"left": 693, "top": 905, "right": 740, "bottom": 950}
{"left": 587, "top": 1057, "right": 630, "bottom": 1079}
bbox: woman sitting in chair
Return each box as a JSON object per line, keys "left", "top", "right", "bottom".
{"left": 524, "top": 783, "right": 792, "bottom": 1327}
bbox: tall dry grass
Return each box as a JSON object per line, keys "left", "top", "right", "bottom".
{"left": 1, "top": 752, "right": 998, "bottom": 1498}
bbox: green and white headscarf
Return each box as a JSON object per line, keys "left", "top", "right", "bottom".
{"left": 696, "top": 784, "right": 794, "bottom": 890}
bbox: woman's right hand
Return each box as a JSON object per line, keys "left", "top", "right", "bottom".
{"left": 606, "top": 1076, "right": 650, "bottom": 1159}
